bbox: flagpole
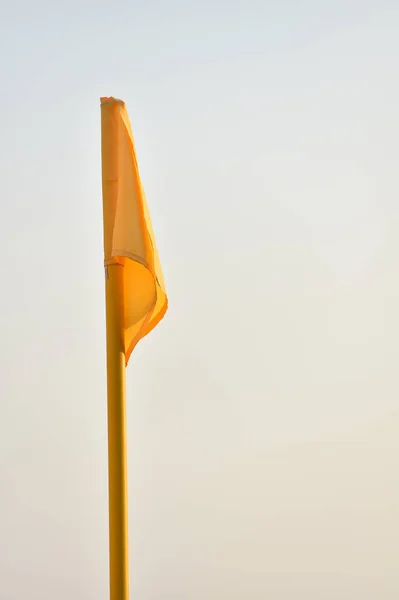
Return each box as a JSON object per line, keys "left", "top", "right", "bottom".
{"left": 100, "top": 96, "right": 168, "bottom": 600}
{"left": 105, "top": 262, "right": 130, "bottom": 600}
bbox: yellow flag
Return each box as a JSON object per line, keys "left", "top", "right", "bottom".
{"left": 101, "top": 97, "right": 167, "bottom": 364}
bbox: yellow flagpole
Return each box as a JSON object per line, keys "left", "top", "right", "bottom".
{"left": 101, "top": 95, "right": 168, "bottom": 600}
{"left": 105, "top": 263, "right": 129, "bottom": 600}
{"left": 101, "top": 98, "right": 130, "bottom": 600}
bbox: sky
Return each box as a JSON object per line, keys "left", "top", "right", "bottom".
{"left": 1, "top": 0, "right": 399, "bottom": 598}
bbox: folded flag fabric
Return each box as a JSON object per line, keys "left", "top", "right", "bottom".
{"left": 101, "top": 97, "right": 167, "bottom": 364}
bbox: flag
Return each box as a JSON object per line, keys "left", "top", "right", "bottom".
{"left": 101, "top": 97, "right": 167, "bottom": 364}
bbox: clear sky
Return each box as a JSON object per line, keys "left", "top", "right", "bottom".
{"left": 1, "top": 0, "right": 399, "bottom": 598}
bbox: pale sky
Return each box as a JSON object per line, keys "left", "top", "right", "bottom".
{"left": 1, "top": 0, "right": 399, "bottom": 598}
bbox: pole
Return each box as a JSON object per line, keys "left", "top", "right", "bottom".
{"left": 105, "top": 263, "right": 129, "bottom": 600}
{"left": 101, "top": 97, "right": 130, "bottom": 600}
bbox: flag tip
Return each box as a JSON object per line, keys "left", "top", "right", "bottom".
{"left": 100, "top": 97, "right": 125, "bottom": 106}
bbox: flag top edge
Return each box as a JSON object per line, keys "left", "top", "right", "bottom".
{"left": 100, "top": 97, "right": 125, "bottom": 107}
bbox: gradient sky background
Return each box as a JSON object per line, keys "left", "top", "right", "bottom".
{"left": 1, "top": 0, "right": 399, "bottom": 598}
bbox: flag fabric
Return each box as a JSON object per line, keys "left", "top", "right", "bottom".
{"left": 101, "top": 97, "right": 167, "bottom": 364}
